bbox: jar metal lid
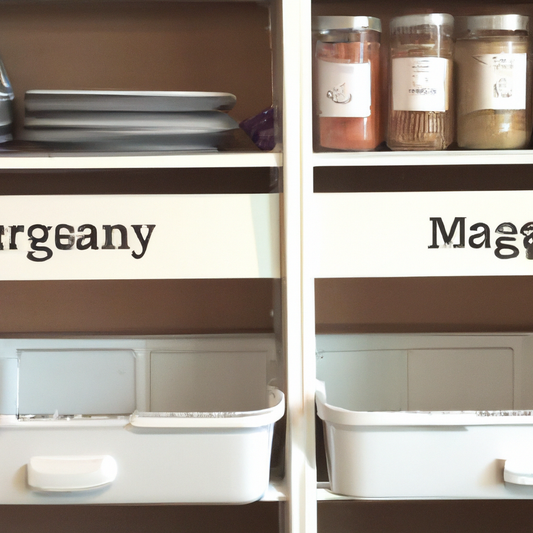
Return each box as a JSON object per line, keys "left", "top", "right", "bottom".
{"left": 390, "top": 13, "right": 454, "bottom": 31}
{"left": 456, "top": 14, "right": 529, "bottom": 34}
{"left": 312, "top": 16, "right": 382, "bottom": 34}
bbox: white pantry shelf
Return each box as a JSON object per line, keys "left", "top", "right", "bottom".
{"left": 313, "top": 150, "right": 533, "bottom": 167}
{"left": 0, "top": 151, "right": 282, "bottom": 170}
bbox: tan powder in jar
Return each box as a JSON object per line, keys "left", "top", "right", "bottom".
{"left": 456, "top": 34, "right": 530, "bottom": 149}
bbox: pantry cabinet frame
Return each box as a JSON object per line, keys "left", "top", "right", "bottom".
{"left": 277, "top": 0, "right": 318, "bottom": 530}
{"left": 5, "top": 0, "right": 533, "bottom": 530}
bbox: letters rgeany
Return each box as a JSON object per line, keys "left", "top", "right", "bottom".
{"left": 0, "top": 224, "right": 156, "bottom": 262}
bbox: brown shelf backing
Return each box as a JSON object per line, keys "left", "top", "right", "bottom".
{"left": 0, "top": 503, "right": 280, "bottom": 533}
{"left": 314, "top": 164, "right": 533, "bottom": 194}
{"left": 0, "top": 167, "right": 276, "bottom": 195}
{"left": 0, "top": 1, "right": 273, "bottom": 140}
{"left": 316, "top": 277, "right": 533, "bottom": 333}
{"left": 0, "top": 278, "right": 276, "bottom": 336}
{"left": 318, "top": 500, "right": 533, "bottom": 533}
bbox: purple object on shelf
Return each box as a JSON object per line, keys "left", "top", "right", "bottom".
{"left": 239, "top": 107, "right": 275, "bottom": 151}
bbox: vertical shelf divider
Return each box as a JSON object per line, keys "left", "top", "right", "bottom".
{"left": 279, "top": 0, "right": 318, "bottom": 530}
{"left": 300, "top": 0, "right": 318, "bottom": 530}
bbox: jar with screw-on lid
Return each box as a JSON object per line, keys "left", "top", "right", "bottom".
{"left": 455, "top": 15, "right": 531, "bottom": 149}
{"left": 313, "top": 16, "right": 383, "bottom": 151}
{"left": 387, "top": 13, "right": 454, "bottom": 150}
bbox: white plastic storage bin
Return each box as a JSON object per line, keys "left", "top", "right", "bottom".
{"left": 316, "top": 333, "right": 533, "bottom": 499}
{"left": 0, "top": 334, "right": 284, "bottom": 504}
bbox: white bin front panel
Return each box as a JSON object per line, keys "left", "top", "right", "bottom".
{"left": 316, "top": 334, "right": 531, "bottom": 411}
{"left": 324, "top": 422, "right": 533, "bottom": 499}
{"left": 150, "top": 350, "right": 269, "bottom": 412}
{"left": 316, "top": 350, "right": 407, "bottom": 412}
{"left": 19, "top": 349, "right": 137, "bottom": 416}
{"left": 314, "top": 191, "right": 533, "bottom": 277}
{"left": 0, "top": 194, "right": 280, "bottom": 280}
{"left": 408, "top": 348, "right": 514, "bottom": 412}
{"left": 0, "top": 423, "right": 274, "bottom": 504}
{"left": 0, "top": 358, "right": 18, "bottom": 415}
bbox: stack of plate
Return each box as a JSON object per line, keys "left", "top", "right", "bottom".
{"left": 22, "top": 90, "right": 239, "bottom": 151}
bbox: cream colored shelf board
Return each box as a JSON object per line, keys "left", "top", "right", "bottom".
{"left": 0, "top": 194, "right": 280, "bottom": 280}
{"left": 314, "top": 190, "right": 533, "bottom": 278}
{"left": 313, "top": 150, "right": 533, "bottom": 167}
{"left": 0, "top": 151, "right": 282, "bottom": 170}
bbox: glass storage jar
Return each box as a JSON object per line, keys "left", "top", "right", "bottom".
{"left": 455, "top": 15, "right": 531, "bottom": 150}
{"left": 313, "top": 16, "right": 383, "bottom": 151}
{"left": 387, "top": 13, "right": 454, "bottom": 151}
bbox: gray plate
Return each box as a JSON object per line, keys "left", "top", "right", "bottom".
{"left": 20, "top": 128, "right": 236, "bottom": 151}
{"left": 25, "top": 90, "right": 237, "bottom": 113}
{"left": 24, "top": 111, "right": 239, "bottom": 133}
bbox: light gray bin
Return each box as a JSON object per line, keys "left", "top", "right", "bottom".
{"left": 0, "top": 335, "right": 284, "bottom": 504}
{"left": 316, "top": 333, "right": 533, "bottom": 499}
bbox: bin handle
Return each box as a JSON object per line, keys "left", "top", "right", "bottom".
{"left": 27, "top": 455, "right": 117, "bottom": 492}
{"left": 504, "top": 459, "right": 533, "bottom": 486}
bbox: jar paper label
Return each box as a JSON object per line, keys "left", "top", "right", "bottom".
{"left": 392, "top": 57, "right": 449, "bottom": 112}
{"left": 316, "top": 59, "right": 371, "bottom": 118}
{"left": 462, "top": 53, "right": 527, "bottom": 113}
